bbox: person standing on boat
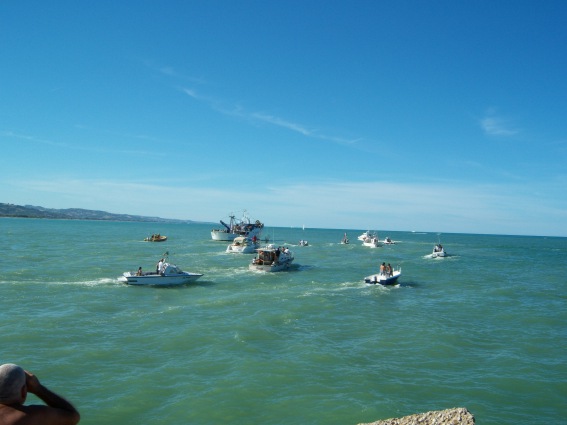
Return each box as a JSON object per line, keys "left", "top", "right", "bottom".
{"left": 380, "top": 262, "right": 385, "bottom": 275}
{"left": 0, "top": 363, "right": 80, "bottom": 425}
{"left": 156, "top": 258, "right": 164, "bottom": 274}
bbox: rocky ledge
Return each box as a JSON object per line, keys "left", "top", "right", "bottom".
{"left": 358, "top": 407, "right": 474, "bottom": 425}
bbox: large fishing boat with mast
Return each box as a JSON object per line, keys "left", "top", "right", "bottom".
{"left": 210, "top": 211, "right": 264, "bottom": 241}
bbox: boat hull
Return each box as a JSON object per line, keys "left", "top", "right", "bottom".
{"left": 144, "top": 236, "right": 167, "bottom": 242}
{"left": 362, "top": 240, "right": 383, "bottom": 248}
{"left": 227, "top": 244, "right": 258, "bottom": 254}
{"left": 249, "top": 260, "right": 293, "bottom": 272}
{"left": 121, "top": 272, "right": 203, "bottom": 286}
{"left": 364, "top": 271, "right": 401, "bottom": 285}
{"left": 211, "top": 226, "right": 262, "bottom": 241}
{"left": 211, "top": 231, "right": 237, "bottom": 241}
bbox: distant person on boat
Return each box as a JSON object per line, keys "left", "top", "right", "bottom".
{"left": 380, "top": 262, "right": 385, "bottom": 274}
{"left": 136, "top": 267, "right": 143, "bottom": 276}
{"left": 0, "top": 363, "right": 80, "bottom": 425}
{"left": 387, "top": 263, "right": 392, "bottom": 277}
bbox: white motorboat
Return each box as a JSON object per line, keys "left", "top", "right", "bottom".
{"left": 431, "top": 243, "right": 447, "bottom": 258}
{"left": 120, "top": 262, "right": 203, "bottom": 286}
{"left": 299, "top": 240, "right": 309, "bottom": 246}
{"left": 226, "top": 236, "right": 259, "bottom": 254}
{"left": 211, "top": 211, "right": 264, "bottom": 241}
{"left": 383, "top": 237, "right": 395, "bottom": 245}
{"left": 364, "top": 266, "right": 402, "bottom": 285}
{"left": 249, "top": 245, "right": 294, "bottom": 272}
{"left": 357, "top": 230, "right": 372, "bottom": 241}
{"left": 362, "top": 235, "right": 383, "bottom": 248}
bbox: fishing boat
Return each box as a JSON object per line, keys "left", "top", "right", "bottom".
{"left": 211, "top": 211, "right": 264, "bottom": 241}
{"left": 120, "top": 255, "right": 203, "bottom": 286}
{"left": 144, "top": 234, "right": 167, "bottom": 242}
{"left": 357, "top": 230, "right": 372, "bottom": 241}
{"left": 249, "top": 245, "right": 294, "bottom": 272}
{"left": 226, "top": 236, "right": 259, "bottom": 254}
{"left": 431, "top": 243, "right": 447, "bottom": 258}
{"left": 364, "top": 266, "right": 402, "bottom": 285}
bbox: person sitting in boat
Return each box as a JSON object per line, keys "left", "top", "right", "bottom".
{"left": 136, "top": 267, "right": 143, "bottom": 276}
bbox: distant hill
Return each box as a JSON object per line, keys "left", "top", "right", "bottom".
{"left": 0, "top": 203, "right": 195, "bottom": 223}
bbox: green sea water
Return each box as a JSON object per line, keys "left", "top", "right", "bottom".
{"left": 1, "top": 218, "right": 566, "bottom": 424}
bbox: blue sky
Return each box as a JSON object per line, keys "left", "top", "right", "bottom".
{"left": 1, "top": 1, "right": 566, "bottom": 236}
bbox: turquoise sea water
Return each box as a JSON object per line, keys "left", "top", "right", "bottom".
{"left": 1, "top": 218, "right": 566, "bottom": 425}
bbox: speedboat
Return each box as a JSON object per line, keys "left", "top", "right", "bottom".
{"left": 120, "top": 260, "right": 203, "bottom": 286}
{"left": 299, "top": 240, "right": 309, "bottom": 246}
{"left": 211, "top": 211, "right": 264, "bottom": 241}
{"left": 226, "top": 236, "right": 259, "bottom": 254}
{"left": 362, "top": 235, "right": 383, "bottom": 248}
{"left": 364, "top": 267, "right": 402, "bottom": 285}
{"left": 249, "top": 245, "right": 294, "bottom": 272}
{"left": 357, "top": 230, "right": 372, "bottom": 241}
{"left": 144, "top": 234, "right": 167, "bottom": 242}
{"left": 431, "top": 244, "right": 446, "bottom": 258}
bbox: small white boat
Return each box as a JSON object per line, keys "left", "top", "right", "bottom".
{"left": 341, "top": 233, "right": 349, "bottom": 244}
{"left": 211, "top": 211, "right": 264, "bottom": 241}
{"left": 226, "top": 236, "right": 259, "bottom": 254}
{"left": 120, "top": 263, "right": 203, "bottom": 286}
{"left": 299, "top": 240, "right": 309, "bottom": 246}
{"left": 431, "top": 243, "right": 446, "bottom": 258}
{"left": 362, "top": 234, "right": 383, "bottom": 248}
{"left": 249, "top": 245, "right": 294, "bottom": 272}
{"left": 357, "top": 230, "right": 372, "bottom": 241}
{"left": 364, "top": 266, "right": 402, "bottom": 285}
{"left": 383, "top": 237, "right": 395, "bottom": 245}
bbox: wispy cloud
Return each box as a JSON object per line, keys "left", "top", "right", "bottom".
{"left": 480, "top": 109, "right": 519, "bottom": 136}
{"left": 1, "top": 130, "right": 163, "bottom": 157}
{"left": 180, "top": 87, "right": 361, "bottom": 146}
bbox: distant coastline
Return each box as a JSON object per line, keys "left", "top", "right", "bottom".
{"left": 0, "top": 203, "right": 195, "bottom": 224}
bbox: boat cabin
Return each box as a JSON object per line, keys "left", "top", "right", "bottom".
{"left": 253, "top": 249, "right": 279, "bottom": 265}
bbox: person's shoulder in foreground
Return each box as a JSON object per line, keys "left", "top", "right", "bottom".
{"left": 0, "top": 363, "right": 80, "bottom": 425}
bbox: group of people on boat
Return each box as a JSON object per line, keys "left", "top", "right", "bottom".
{"left": 133, "top": 255, "right": 167, "bottom": 277}
{"left": 252, "top": 246, "right": 290, "bottom": 265}
{"left": 379, "top": 262, "right": 394, "bottom": 277}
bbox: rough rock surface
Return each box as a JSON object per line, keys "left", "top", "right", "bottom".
{"left": 358, "top": 407, "right": 474, "bottom": 425}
